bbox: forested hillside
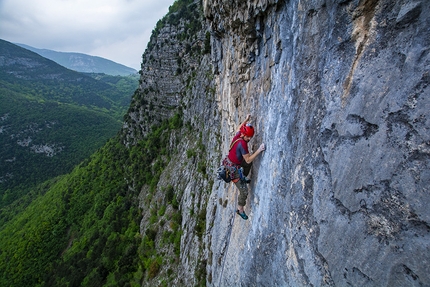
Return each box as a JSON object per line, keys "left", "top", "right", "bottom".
{"left": 0, "top": 39, "right": 137, "bottom": 214}
{"left": 0, "top": 115, "right": 183, "bottom": 286}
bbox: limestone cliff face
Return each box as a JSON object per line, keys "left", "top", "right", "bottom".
{"left": 124, "top": 0, "right": 429, "bottom": 286}
{"left": 204, "top": 0, "right": 430, "bottom": 286}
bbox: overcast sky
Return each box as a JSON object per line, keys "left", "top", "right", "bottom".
{"left": 0, "top": 0, "right": 175, "bottom": 70}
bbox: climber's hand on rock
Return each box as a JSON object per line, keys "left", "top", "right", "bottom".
{"left": 258, "top": 143, "right": 265, "bottom": 152}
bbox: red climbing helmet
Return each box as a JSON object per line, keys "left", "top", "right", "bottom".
{"left": 240, "top": 123, "right": 255, "bottom": 137}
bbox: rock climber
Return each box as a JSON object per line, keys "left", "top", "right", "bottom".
{"left": 226, "top": 114, "right": 265, "bottom": 220}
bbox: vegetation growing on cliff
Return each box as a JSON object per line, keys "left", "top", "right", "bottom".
{"left": 144, "top": 0, "right": 205, "bottom": 62}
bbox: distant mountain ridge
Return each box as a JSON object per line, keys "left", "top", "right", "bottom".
{"left": 16, "top": 43, "right": 137, "bottom": 76}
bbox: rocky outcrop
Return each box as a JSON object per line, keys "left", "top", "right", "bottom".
{"left": 123, "top": 2, "right": 211, "bottom": 144}
{"left": 125, "top": 0, "right": 429, "bottom": 286}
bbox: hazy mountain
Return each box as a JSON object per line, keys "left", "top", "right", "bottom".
{"left": 16, "top": 43, "right": 137, "bottom": 76}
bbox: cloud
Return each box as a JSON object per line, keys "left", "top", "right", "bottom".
{"left": 0, "top": 0, "right": 174, "bottom": 70}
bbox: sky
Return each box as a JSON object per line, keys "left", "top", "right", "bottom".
{"left": 0, "top": 0, "right": 175, "bottom": 70}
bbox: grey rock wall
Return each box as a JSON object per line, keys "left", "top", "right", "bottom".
{"left": 204, "top": 0, "right": 430, "bottom": 286}
{"left": 126, "top": 0, "right": 428, "bottom": 285}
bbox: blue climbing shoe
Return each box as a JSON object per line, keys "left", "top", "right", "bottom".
{"left": 236, "top": 210, "right": 248, "bottom": 220}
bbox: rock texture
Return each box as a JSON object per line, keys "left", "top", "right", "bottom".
{"left": 125, "top": 0, "right": 429, "bottom": 286}
{"left": 202, "top": 0, "right": 430, "bottom": 286}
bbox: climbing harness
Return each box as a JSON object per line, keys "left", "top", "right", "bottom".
{"left": 217, "top": 138, "right": 246, "bottom": 183}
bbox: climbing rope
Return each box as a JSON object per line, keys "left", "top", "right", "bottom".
{"left": 217, "top": 191, "right": 237, "bottom": 287}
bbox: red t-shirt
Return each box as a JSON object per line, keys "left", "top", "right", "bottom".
{"left": 227, "top": 132, "right": 249, "bottom": 165}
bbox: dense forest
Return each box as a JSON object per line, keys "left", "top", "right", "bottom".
{"left": 0, "top": 115, "right": 183, "bottom": 286}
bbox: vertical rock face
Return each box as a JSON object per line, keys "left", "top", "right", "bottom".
{"left": 124, "top": 0, "right": 428, "bottom": 285}
{"left": 203, "top": 0, "right": 430, "bottom": 286}
{"left": 122, "top": 2, "right": 211, "bottom": 145}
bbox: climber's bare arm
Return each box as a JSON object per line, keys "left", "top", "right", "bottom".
{"left": 242, "top": 148, "right": 264, "bottom": 164}
{"left": 235, "top": 114, "right": 251, "bottom": 133}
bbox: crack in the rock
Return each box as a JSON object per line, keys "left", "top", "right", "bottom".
{"left": 342, "top": 0, "right": 379, "bottom": 105}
